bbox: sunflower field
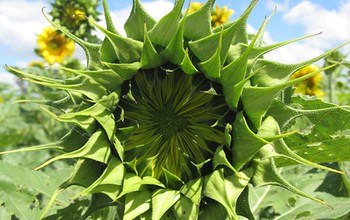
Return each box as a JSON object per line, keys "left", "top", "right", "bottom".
{"left": 2, "top": 0, "right": 350, "bottom": 219}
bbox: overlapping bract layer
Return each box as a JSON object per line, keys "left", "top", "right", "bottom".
{"left": 3, "top": 0, "right": 349, "bottom": 219}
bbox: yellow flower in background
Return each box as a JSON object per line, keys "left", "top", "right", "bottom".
{"left": 29, "top": 61, "right": 45, "bottom": 68}
{"left": 0, "top": 96, "right": 3, "bottom": 103}
{"left": 64, "top": 4, "right": 85, "bottom": 25}
{"left": 37, "top": 26, "right": 75, "bottom": 65}
{"left": 290, "top": 65, "right": 326, "bottom": 98}
{"left": 211, "top": 5, "right": 234, "bottom": 27}
{"left": 188, "top": 2, "right": 234, "bottom": 27}
{"left": 188, "top": 2, "right": 204, "bottom": 14}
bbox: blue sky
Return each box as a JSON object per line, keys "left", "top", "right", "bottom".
{"left": 1, "top": 0, "right": 350, "bottom": 86}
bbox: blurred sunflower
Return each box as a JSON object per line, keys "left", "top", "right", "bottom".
{"left": 290, "top": 65, "right": 326, "bottom": 98}
{"left": 36, "top": 26, "right": 75, "bottom": 65}
{"left": 188, "top": 2, "right": 234, "bottom": 27}
{"left": 49, "top": 0, "right": 100, "bottom": 40}
{"left": 29, "top": 61, "right": 45, "bottom": 68}
{"left": 211, "top": 5, "right": 234, "bottom": 27}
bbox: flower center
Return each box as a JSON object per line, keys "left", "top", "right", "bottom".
{"left": 119, "top": 65, "right": 228, "bottom": 180}
{"left": 47, "top": 40, "right": 61, "bottom": 54}
{"left": 151, "top": 101, "right": 190, "bottom": 140}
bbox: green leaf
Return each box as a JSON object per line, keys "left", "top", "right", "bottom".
{"left": 180, "top": 177, "right": 203, "bottom": 205}
{"left": 172, "top": 195, "right": 199, "bottom": 220}
{"left": 250, "top": 165, "right": 350, "bottom": 219}
{"left": 202, "top": 169, "right": 238, "bottom": 219}
{"left": 0, "top": 160, "right": 74, "bottom": 220}
{"left": 152, "top": 189, "right": 181, "bottom": 220}
{"left": 0, "top": 134, "right": 25, "bottom": 149}
{"left": 124, "top": 191, "right": 151, "bottom": 220}
{"left": 267, "top": 96, "right": 350, "bottom": 166}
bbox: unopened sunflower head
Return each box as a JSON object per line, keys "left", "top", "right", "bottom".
{"left": 290, "top": 65, "right": 326, "bottom": 98}
{"left": 36, "top": 26, "right": 75, "bottom": 65}
{"left": 4, "top": 0, "right": 349, "bottom": 219}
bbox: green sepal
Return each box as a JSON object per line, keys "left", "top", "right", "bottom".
{"left": 12, "top": 95, "right": 81, "bottom": 114}
{"left": 225, "top": 168, "right": 253, "bottom": 209}
{"left": 152, "top": 189, "right": 181, "bottom": 220}
{"left": 41, "top": 9, "right": 102, "bottom": 70}
{"left": 21, "top": 75, "right": 106, "bottom": 101}
{"left": 148, "top": 0, "right": 185, "bottom": 47}
{"left": 191, "top": 158, "right": 211, "bottom": 176}
{"left": 102, "top": 61, "right": 141, "bottom": 80}
{"left": 39, "top": 159, "right": 105, "bottom": 220}
{"left": 86, "top": 15, "right": 143, "bottom": 63}
{"left": 220, "top": 13, "right": 265, "bottom": 87}
{"left": 252, "top": 7, "right": 276, "bottom": 48}
{"left": 188, "top": 0, "right": 256, "bottom": 63}
{"left": 88, "top": 103, "right": 117, "bottom": 141}
{"left": 71, "top": 156, "right": 125, "bottom": 200}
{"left": 198, "top": 200, "right": 228, "bottom": 220}
{"left": 224, "top": 123, "right": 232, "bottom": 148}
{"left": 6, "top": 65, "right": 66, "bottom": 84}
{"left": 197, "top": 26, "right": 223, "bottom": 82}
{"left": 231, "top": 112, "right": 270, "bottom": 170}
{"left": 113, "top": 173, "right": 149, "bottom": 201}
{"left": 202, "top": 169, "right": 238, "bottom": 219}
{"left": 0, "top": 126, "right": 86, "bottom": 155}
{"left": 124, "top": 0, "right": 156, "bottom": 41}
{"left": 162, "top": 168, "right": 185, "bottom": 190}
{"left": 219, "top": 17, "right": 266, "bottom": 111}
{"left": 34, "top": 129, "right": 111, "bottom": 170}
{"left": 251, "top": 41, "right": 350, "bottom": 87}
{"left": 242, "top": 61, "right": 340, "bottom": 129}
{"left": 221, "top": 59, "right": 264, "bottom": 112}
{"left": 183, "top": 0, "right": 213, "bottom": 40}
{"left": 160, "top": 3, "right": 188, "bottom": 65}
{"left": 141, "top": 22, "right": 167, "bottom": 69}
{"left": 52, "top": 66, "right": 125, "bottom": 92}
{"left": 172, "top": 195, "right": 199, "bottom": 220}
{"left": 212, "top": 0, "right": 258, "bottom": 45}
{"left": 250, "top": 157, "right": 333, "bottom": 209}
{"left": 39, "top": 105, "right": 97, "bottom": 135}
{"left": 213, "top": 145, "right": 239, "bottom": 174}
{"left": 180, "top": 177, "right": 203, "bottom": 205}
{"left": 102, "top": 0, "right": 119, "bottom": 34}
{"left": 235, "top": 186, "right": 255, "bottom": 220}
{"left": 100, "top": 38, "right": 118, "bottom": 63}
{"left": 80, "top": 193, "right": 119, "bottom": 220}
{"left": 124, "top": 157, "right": 139, "bottom": 176}
{"left": 179, "top": 49, "right": 199, "bottom": 74}
{"left": 124, "top": 191, "right": 152, "bottom": 220}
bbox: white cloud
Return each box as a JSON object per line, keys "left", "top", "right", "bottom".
{"left": 247, "top": 23, "right": 322, "bottom": 64}
{"left": 283, "top": 1, "right": 350, "bottom": 49}
{"left": 0, "top": 0, "right": 50, "bottom": 59}
{"left": 264, "top": 41, "right": 324, "bottom": 64}
{"left": 0, "top": 71, "right": 19, "bottom": 89}
{"left": 266, "top": 0, "right": 290, "bottom": 11}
